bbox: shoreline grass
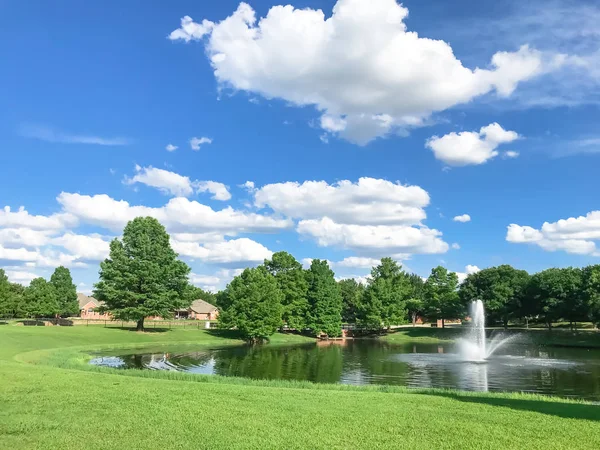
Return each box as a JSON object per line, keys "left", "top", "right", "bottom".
{"left": 1, "top": 326, "right": 600, "bottom": 449}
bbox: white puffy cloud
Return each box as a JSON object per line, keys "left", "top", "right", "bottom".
{"left": 453, "top": 214, "right": 471, "bottom": 223}
{"left": 0, "top": 206, "right": 76, "bottom": 231}
{"left": 172, "top": 237, "right": 272, "bottom": 264}
{"left": 166, "top": 144, "right": 178, "bottom": 152}
{"left": 169, "top": 15, "right": 214, "bottom": 42}
{"left": 124, "top": 165, "right": 196, "bottom": 197}
{"left": 451, "top": 243, "right": 461, "bottom": 250}
{"left": 456, "top": 265, "right": 481, "bottom": 284}
{"left": 189, "top": 136, "right": 212, "bottom": 151}
{"left": 0, "top": 245, "right": 39, "bottom": 262}
{"left": 5, "top": 270, "right": 39, "bottom": 285}
{"left": 195, "top": 181, "right": 231, "bottom": 201}
{"left": 297, "top": 218, "right": 448, "bottom": 256}
{"left": 57, "top": 193, "right": 292, "bottom": 234}
{"left": 335, "top": 257, "right": 382, "bottom": 269}
{"left": 171, "top": 0, "right": 558, "bottom": 143}
{"left": 190, "top": 273, "right": 221, "bottom": 287}
{"left": 51, "top": 233, "right": 111, "bottom": 261}
{"left": 254, "top": 178, "right": 429, "bottom": 225}
{"left": 426, "top": 123, "right": 520, "bottom": 166}
{"left": 0, "top": 228, "right": 55, "bottom": 248}
{"left": 507, "top": 212, "right": 600, "bottom": 255}
{"left": 504, "top": 151, "right": 520, "bottom": 158}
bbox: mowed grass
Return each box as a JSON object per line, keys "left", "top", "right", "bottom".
{"left": 1, "top": 326, "right": 600, "bottom": 449}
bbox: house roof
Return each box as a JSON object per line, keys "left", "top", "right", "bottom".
{"left": 77, "top": 293, "right": 101, "bottom": 309}
{"left": 188, "top": 299, "right": 218, "bottom": 314}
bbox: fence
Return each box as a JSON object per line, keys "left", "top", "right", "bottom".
{"left": 0, "top": 317, "right": 218, "bottom": 329}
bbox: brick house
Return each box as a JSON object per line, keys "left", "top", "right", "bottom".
{"left": 78, "top": 293, "right": 111, "bottom": 320}
{"left": 176, "top": 299, "right": 219, "bottom": 320}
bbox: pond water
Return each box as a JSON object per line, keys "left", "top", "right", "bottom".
{"left": 90, "top": 339, "right": 600, "bottom": 401}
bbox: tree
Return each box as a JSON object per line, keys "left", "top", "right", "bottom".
{"left": 24, "top": 278, "right": 59, "bottom": 318}
{"left": 406, "top": 273, "right": 426, "bottom": 326}
{"left": 93, "top": 217, "right": 191, "bottom": 331}
{"left": 459, "top": 265, "right": 529, "bottom": 329}
{"left": 583, "top": 265, "right": 600, "bottom": 328}
{"left": 338, "top": 278, "right": 364, "bottom": 323}
{"left": 526, "top": 268, "right": 582, "bottom": 330}
{"left": 50, "top": 266, "right": 78, "bottom": 317}
{"left": 218, "top": 266, "right": 283, "bottom": 342}
{"left": 264, "top": 251, "right": 309, "bottom": 330}
{"left": 424, "top": 266, "right": 461, "bottom": 328}
{"left": 306, "top": 259, "right": 343, "bottom": 337}
{"left": 359, "top": 258, "right": 410, "bottom": 329}
{"left": 183, "top": 284, "right": 217, "bottom": 306}
{"left": 0, "top": 269, "right": 13, "bottom": 317}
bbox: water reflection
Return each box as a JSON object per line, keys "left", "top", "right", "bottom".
{"left": 89, "top": 340, "right": 600, "bottom": 401}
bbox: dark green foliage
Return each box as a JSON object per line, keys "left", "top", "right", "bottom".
{"left": 93, "top": 217, "right": 191, "bottom": 330}
{"left": 0, "top": 269, "right": 15, "bottom": 317}
{"left": 50, "top": 266, "right": 78, "bottom": 317}
{"left": 218, "top": 266, "right": 283, "bottom": 342}
{"left": 359, "top": 258, "right": 410, "bottom": 329}
{"left": 338, "top": 278, "right": 364, "bottom": 323}
{"left": 306, "top": 259, "right": 342, "bottom": 336}
{"left": 264, "top": 251, "right": 309, "bottom": 330}
{"left": 583, "top": 265, "right": 600, "bottom": 327}
{"left": 406, "top": 274, "right": 425, "bottom": 326}
{"left": 527, "top": 267, "right": 585, "bottom": 329}
{"left": 459, "top": 265, "right": 530, "bottom": 328}
{"left": 24, "top": 277, "right": 59, "bottom": 317}
{"left": 424, "top": 266, "right": 462, "bottom": 327}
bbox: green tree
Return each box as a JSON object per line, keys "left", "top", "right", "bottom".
{"left": 183, "top": 284, "right": 217, "bottom": 306}
{"left": 218, "top": 266, "right": 283, "bottom": 342}
{"left": 50, "top": 266, "right": 78, "bottom": 317}
{"left": 406, "top": 273, "right": 426, "bottom": 326}
{"left": 24, "top": 277, "right": 59, "bottom": 318}
{"left": 0, "top": 269, "right": 13, "bottom": 317}
{"left": 359, "top": 258, "right": 410, "bottom": 329}
{"left": 526, "top": 268, "right": 582, "bottom": 330}
{"left": 338, "top": 278, "right": 364, "bottom": 323}
{"left": 264, "top": 251, "right": 309, "bottom": 330}
{"left": 459, "top": 265, "right": 529, "bottom": 329}
{"left": 93, "top": 217, "right": 191, "bottom": 331}
{"left": 424, "top": 266, "right": 462, "bottom": 328}
{"left": 583, "top": 265, "right": 600, "bottom": 328}
{"left": 306, "top": 259, "right": 342, "bottom": 337}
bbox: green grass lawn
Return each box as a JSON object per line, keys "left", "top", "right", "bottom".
{"left": 1, "top": 326, "right": 600, "bottom": 449}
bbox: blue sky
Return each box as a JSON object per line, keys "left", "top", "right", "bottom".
{"left": 1, "top": 0, "right": 600, "bottom": 292}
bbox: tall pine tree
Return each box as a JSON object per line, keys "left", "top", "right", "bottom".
{"left": 306, "top": 259, "right": 342, "bottom": 337}
{"left": 94, "top": 217, "right": 191, "bottom": 330}
{"left": 50, "top": 266, "right": 78, "bottom": 317}
{"left": 264, "top": 251, "right": 309, "bottom": 330}
{"left": 218, "top": 266, "right": 283, "bottom": 342}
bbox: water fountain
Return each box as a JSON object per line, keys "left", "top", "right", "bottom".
{"left": 457, "top": 300, "right": 519, "bottom": 362}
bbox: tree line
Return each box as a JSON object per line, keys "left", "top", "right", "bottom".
{"left": 0, "top": 267, "right": 79, "bottom": 318}
{"left": 2, "top": 216, "right": 600, "bottom": 340}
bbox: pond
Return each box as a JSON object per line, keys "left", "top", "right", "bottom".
{"left": 90, "top": 339, "right": 600, "bottom": 401}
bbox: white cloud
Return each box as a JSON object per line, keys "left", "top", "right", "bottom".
{"left": 426, "top": 123, "right": 520, "bottom": 166}
{"left": 51, "top": 233, "right": 111, "bottom": 261}
{"left": 297, "top": 218, "right": 448, "bottom": 256}
{"left": 453, "top": 214, "right": 471, "bottom": 223}
{"left": 456, "top": 265, "right": 481, "bottom": 284}
{"left": 335, "top": 257, "right": 382, "bottom": 269}
{"left": 0, "top": 206, "right": 76, "bottom": 231}
{"left": 196, "top": 181, "right": 231, "bottom": 201}
{"left": 5, "top": 270, "right": 39, "bottom": 285}
{"left": 124, "top": 165, "right": 196, "bottom": 197}
{"left": 451, "top": 243, "right": 461, "bottom": 250}
{"left": 171, "top": 0, "right": 559, "bottom": 143}
{"left": 507, "top": 212, "right": 600, "bottom": 255}
{"left": 172, "top": 237, "right": 272, "bottom": 264}
{"left": 166, "top": 144, "right": 178, "bottom": 152}
{"left": 190, "top": 136, "right": 212, "bottom": 151}
{"left": 504, "top": 150, "right": 520, "bottom": 158}
{"left": 190, "top": 273, "right": 221, "bottom": 287}
{"left": 57, "top": 193, "right": 292, "bottom": 234}
{"left": 254, "top": 178, "right": 429, "bottom": 225}
{"left": 336, "top": 274, "right": 372, "bottom": 285}
{"left": 169, "top": 15, "right": 214, "bottom": 42}
{"left": 19, "top": 124, "right": 130, "bottom": 146}
{"left": 0, "top": 245, "right": 39, "bottom": 262}
{"left": 0, "top": 228, "right": 55, "bottom": 248}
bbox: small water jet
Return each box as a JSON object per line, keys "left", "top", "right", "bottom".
{"left": 457, "top": 300, "right": 519, "bottom": 362}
